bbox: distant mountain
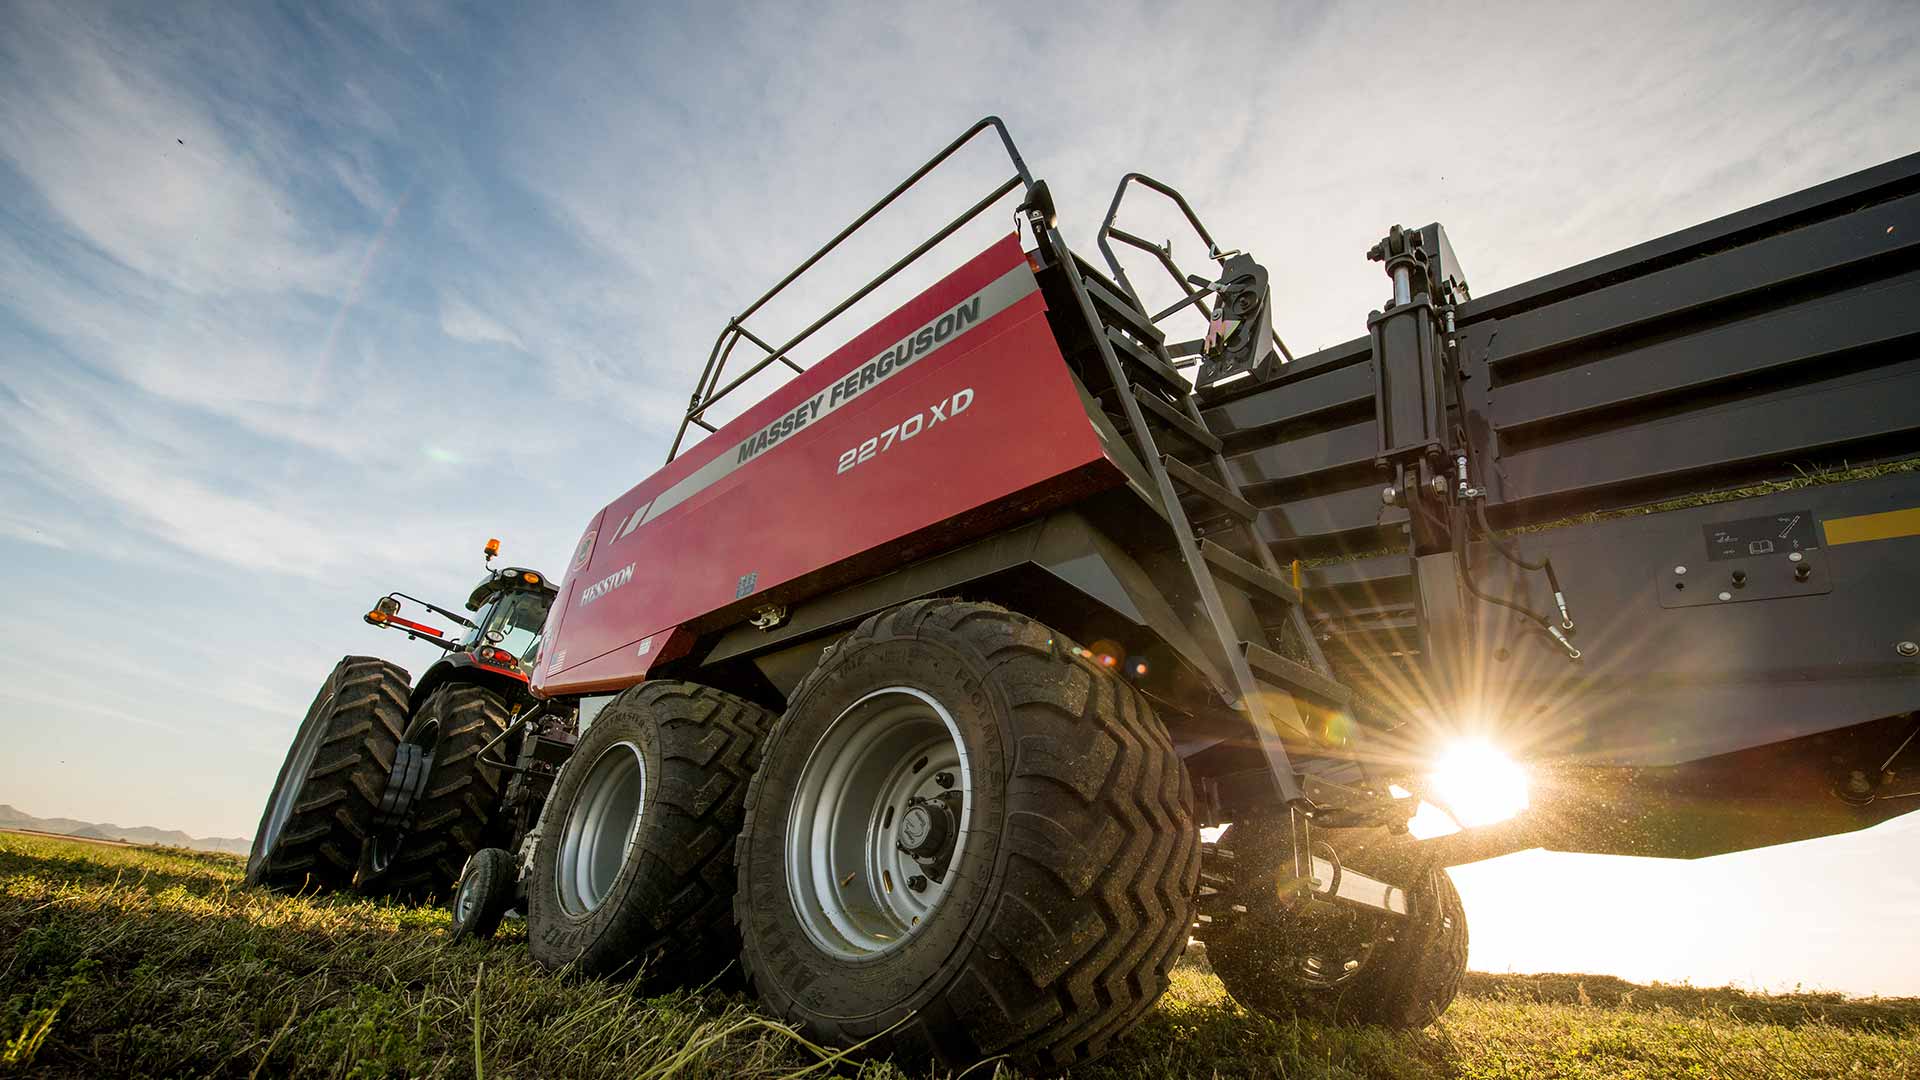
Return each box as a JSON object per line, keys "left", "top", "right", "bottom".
{"left": 0, "top": 804, "right": 250, "bottom": 855}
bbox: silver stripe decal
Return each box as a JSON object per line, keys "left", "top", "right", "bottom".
{"left": 632, "top": 261, "right": 1039, "bottom": 531}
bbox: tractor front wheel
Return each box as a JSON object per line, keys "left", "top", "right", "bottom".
{"left": 449, "top": 847, "right": 517, "bottom": 942}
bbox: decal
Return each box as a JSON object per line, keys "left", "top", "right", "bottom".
{"left": 837, "top": 388, "right": 974, "bottom": 475}
{"left": 1823, "top": 505, "right": 1920, "bottom": 546}
{"left": 620, "top": 261, "right": 1038, "bottom": 536}
{"left": 1704, "top": 511, "right": 1816, "bottom": 561}
{"left": 570, "top": 529, "right": 598, "bottom": 571}
{"left": 636, "top": 636, "right": 653, "bottom": 657}
{"left": 578, "top": 563, "right": 635, "bottom": 607}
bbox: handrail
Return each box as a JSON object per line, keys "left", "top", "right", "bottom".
{"left": 1096, "top": 172, "right": 1294, "bottom": 364}
{"left": 667, "top": 116, "right": 1038, "bottom": 460}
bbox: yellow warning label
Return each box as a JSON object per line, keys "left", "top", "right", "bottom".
{"left": 1822, "top": 506, "right": 1920, "bottom": 546}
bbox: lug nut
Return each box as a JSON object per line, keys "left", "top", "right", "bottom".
{"left": 907, "top": 874, "right": 928, "bottom": 893}
{"left": 935, "top": 771, "right": 954, "bottom": 789}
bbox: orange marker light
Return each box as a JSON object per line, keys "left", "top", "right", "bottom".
{"left": 485, "top": 538, "right": 502, "bottom": 558}
{"left": 523, "top": 572, "right": 540, "bottom": 584}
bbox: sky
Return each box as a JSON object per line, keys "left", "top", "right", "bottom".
{"left": 2, "top": 0, "right": 1917, "bottom": 994}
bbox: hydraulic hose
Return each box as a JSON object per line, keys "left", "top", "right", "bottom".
{"left": 1472, "top": 499, "right": 1573, "bottom": 629}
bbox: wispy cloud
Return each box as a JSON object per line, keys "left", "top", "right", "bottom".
{"left": 439, "top": 290, "right": 523, "bottom": 349}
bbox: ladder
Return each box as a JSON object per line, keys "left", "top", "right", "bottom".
{"left": 1049, "top": 249, "right": 1359, "bottom": 806}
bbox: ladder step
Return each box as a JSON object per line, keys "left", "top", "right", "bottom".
{"left": 1162, "top": 455, "right": 1257, "bottom": 523}
{"left": 1081, "top": 271, "right": 1165, "bottom": 345}
{"left": 1105, "top": 327, "right": 1187, "bottom": 399}
{"left": 1244, "top": 641, "right": 1353, "bottom": 707}
{"left": 1072, "top": 254, "right": 1133, "bottom": 306}
{"left": 1133, "top": 386, "right": 1221, "bottom": 454}
{"left": 1201, "top": 540, "right": 1301, "bottom": 606}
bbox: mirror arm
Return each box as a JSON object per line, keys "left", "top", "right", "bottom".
{"left": 387, "top": 592, "right": 477, "bottom": 629}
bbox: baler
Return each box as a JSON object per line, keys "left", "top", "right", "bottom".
{"left": 248, "top": 117, "right": 1920, "bottom": 1072}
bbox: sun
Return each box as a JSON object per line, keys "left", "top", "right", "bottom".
{"left": 1427, "top": 738, "right": 1531, "bottom": 830}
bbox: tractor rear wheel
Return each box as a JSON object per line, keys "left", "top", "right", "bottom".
{"left": 733, "top": 600, "right": 1199, "bottom": 1073}
{"left": 360, "top": 683, "right": 512, "bottom": 903}
{"left": 246, "top": 656, "right": 408, "bottom": 893}
{"left": 525, "top": 680, "right": 773, "bottom": 987}
{"left": 1197, "top": 816, "right": 1468, "bottom": 1028}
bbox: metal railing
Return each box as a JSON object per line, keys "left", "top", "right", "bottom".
{"left": 666, "top": 117, "right": 1040, "bottom": 460}
{"left": 1096, "top": 173, "right": 1295, "bottom": 365}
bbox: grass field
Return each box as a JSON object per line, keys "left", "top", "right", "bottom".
{"left": 3, "top": 831, "right": 1916, "bottom": 1079}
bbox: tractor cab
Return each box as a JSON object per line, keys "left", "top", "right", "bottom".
{"left": 363, "top": 540, "right": 560, "bottom": 708}
{"left": 458, "top": 566, "right": 556, "bottom": 679}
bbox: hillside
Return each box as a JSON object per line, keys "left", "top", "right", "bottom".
{"left": 3, "top": 831, "right": 1915, "bottom": 1078}
{"left": 0, "top": 804, "right": 248, "bottom": 855}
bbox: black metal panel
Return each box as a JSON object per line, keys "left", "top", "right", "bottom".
{"left": 1478, "top": 190, "right": 1920, "bottom": 373}
{"left": 1495, "top": 355, "right": 1920, "bottom": 509}
{"left": 1200, "top": 150, "right": 1920, "bottom": 561}
{"left": 1458, "top": 149, "right": 1920, "bottom": 322}
{"left": 1489, "top": 273, "right": 1920, "bottom": 436}
{"left": 1443, "top": 472, "right": 1920, "bottom": 771}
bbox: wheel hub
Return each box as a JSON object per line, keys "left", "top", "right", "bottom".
{"left": 896, "top": 798, "right": 952, "bottom": 859}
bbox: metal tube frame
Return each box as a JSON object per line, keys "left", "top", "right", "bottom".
{"left": 667, "top": 117, "right": 1037, "bottom": 460}
{"left": 1095, "top": 173, "right": 1295, "bottom": 363}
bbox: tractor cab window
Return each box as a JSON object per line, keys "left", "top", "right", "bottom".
{"left": 468, "top": 589, "right": 550, "bottom": 666}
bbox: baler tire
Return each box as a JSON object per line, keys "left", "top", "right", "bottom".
{"left": 734, "top": 599, "right": 1200, "bottom": 1074}
{"left": 361, "top": 683, "right": 513, "bottom": 904}
{"left": 449, "top": 847, "right": 516, "bottom": 943}
{"left": 245, "top": 656, "right": 408, "bottom": 894}
{"left": 1199, "top": 816, "right": 1468, "bottom": 1028}
{"left": 525, "top": 680, "right": 773, "bottom": 988}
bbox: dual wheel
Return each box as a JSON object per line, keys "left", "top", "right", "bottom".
{"left": 525, "top": 600, "right": 1199, "bottom": 1072}
{"left": 245, "top": 659, "right": 510, "bottom": 903}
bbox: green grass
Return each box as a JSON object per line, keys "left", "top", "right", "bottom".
{"left": 3, "top": 832, "right": 1916, "bottom": 1079}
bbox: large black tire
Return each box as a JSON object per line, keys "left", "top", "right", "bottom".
{"left": 1197, "top": 816, "right": 1468, "bottom": 1028}
{"left": 526, "top": 680, "right": 773, "bottom": 987}
{"left": 362, "top": 683, "right": 513, "bottom": 903}
{"left": 246, "top": 656, "right": 408, "bottom": 893}
{"left": 449, "top": 847, "right": 516, "bottom": 943}
{"left": 734, "top": 600, "right": 1200, "bottom": 1074}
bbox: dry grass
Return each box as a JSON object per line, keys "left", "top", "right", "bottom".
{"left": 3, "top": 831, "right": 1916, "bottom": 1078}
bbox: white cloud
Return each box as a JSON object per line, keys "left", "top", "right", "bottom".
{"left": 439, "top": 291, "right": 524, "bottom": 349}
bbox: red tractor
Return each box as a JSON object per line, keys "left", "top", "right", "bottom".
{"left": 246, "top": 541, "right": 570, "bottom": 934}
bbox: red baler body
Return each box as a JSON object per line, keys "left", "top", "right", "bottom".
{"left": 535, "top": 235, "right": 1121, "bottom": 696}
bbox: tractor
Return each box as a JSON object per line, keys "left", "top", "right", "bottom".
{"left": 245, "top": 540, "right": 571, "bottom": 936}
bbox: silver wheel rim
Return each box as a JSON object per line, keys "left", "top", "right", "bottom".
{"left": 454, "top": 863, "right": 482, "bottom": 922}
{"left": 786, "top": 686, "right": 973, "bottom": 959}
{"left": 555, "top": 740, "right": 645, "bottom": 916}
{"left": 263, "top": 690, "right": 334, "bottom": 854}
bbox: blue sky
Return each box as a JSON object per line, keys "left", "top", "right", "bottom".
{"left": 3, "top": 1, "right": 1917, "bottom": 993}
